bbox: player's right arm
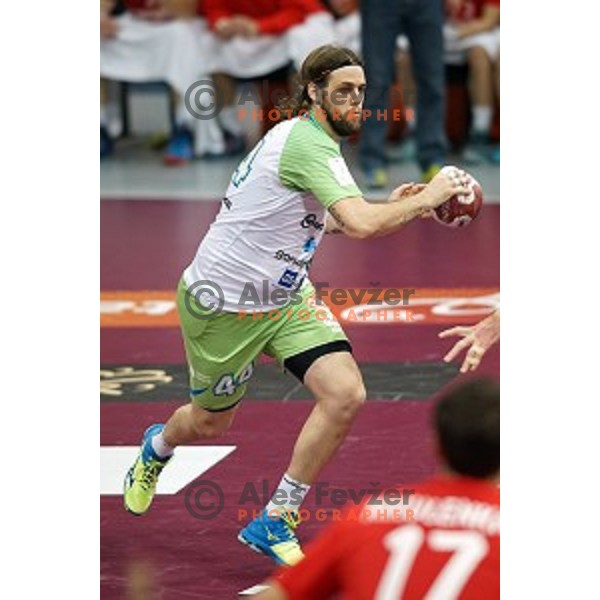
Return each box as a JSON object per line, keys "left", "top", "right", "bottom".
{"left": 328, "top": 169, "right": 470, "bottom": 239}
{"left": 278, "top": 124, "right": 469, "bottom": 239}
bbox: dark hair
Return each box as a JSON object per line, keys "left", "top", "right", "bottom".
{"left": 279, "top": 44, "right": 363, "bottom": 118}
{"left": 435, "top": 378, "right": 500, "bottom": 478}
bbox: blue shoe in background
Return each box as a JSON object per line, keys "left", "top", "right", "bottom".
{"left": 164, "top": 126, "right": 194, "bottom": 165}
{"left": 489, "top": 145, "right": 500, "bottom": 165}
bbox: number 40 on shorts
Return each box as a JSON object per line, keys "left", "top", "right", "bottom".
{"left": 213, "top": 363, "right": 255, "bottom": 396}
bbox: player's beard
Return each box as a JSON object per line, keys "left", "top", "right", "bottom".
{"left": 322, "top": 101, "right": 362, "bottom": 137}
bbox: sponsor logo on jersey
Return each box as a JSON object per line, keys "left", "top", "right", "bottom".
{"left": 222, "top": 197, "right": 232, "bottom": 210}
{"left": 277, "top": 269, "right": 300, "bottom": 289}
{"left": 303, "top": 237, "right": 318, "bottom": 253}
{"left": 300, "top": 213, "right": 324, "bottom": 231}
{"left": 274, "top": 250, "right": 313, "bottom": 269}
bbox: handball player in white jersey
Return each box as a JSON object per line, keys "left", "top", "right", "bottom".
{"left": 123, "top": 44, "right": 470, "bottom": 566}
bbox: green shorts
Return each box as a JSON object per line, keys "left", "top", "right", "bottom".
{"left": 176, "top": 277, "right": 349, "bottom": 412}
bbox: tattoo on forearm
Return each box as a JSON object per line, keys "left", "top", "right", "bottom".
{"left": 326, "top": 221, "right": 343, "bottom": 234}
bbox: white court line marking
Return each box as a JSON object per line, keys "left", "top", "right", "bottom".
{"left": 100, "top": 446, "right": 236, "bottom": 495}
{"left": 239, "top": 585, "right": 270, "bottom": 596}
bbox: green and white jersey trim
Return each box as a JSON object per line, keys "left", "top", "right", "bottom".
{"left": 183, "top": 112, "right": 361, "bottom": 313}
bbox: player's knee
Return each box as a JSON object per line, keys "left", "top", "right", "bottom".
{"left": 331, "top": 379, "right": 366, "bottom": 423}
{"left": 190, "top": 408, "right": 233, "bottom": 439}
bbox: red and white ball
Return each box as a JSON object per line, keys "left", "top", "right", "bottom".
{"left": 433, "top": 166, "right": 483, "bottom": 228}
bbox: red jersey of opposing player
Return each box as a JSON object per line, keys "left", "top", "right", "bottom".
{"left": 202, "top": 0, "right": 327, "bottom": 35}
{"left": 274, "top": 475, "right": 499, "bottom": 600}
{"left": 449, "top": 0, "right": 500, "bottom": 22}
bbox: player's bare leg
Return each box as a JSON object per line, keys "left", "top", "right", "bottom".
{"left": 124, "top": 404, "right": 237, "bottom": 515}
{"left": 238, "top": 351, "right": 366, "bottom": 566}
{"left": 163, "top": 403, "right": 238, "bottom": 445}
{"left": 286, "top": 352, "right": 366, "bottom": 484}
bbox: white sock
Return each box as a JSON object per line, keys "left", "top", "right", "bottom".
{"left": 266, "top": 473, "right": 311, "bottom": 516}
{"left": 151, "top": 431, "right": 174, "bottom": 459}
{"left": 175, "top": 102, "right": 194, "bottom": 130}
{"left": 472, "top": 105, "right": 492, "bottom": 135}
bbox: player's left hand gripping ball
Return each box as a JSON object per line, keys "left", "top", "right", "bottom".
{"left": 433, "top": 166, "right": 483, "bottom": 227}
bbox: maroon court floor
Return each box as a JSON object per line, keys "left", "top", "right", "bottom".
{"left": 101, "top": 199, "right": 499, "bottom": 599}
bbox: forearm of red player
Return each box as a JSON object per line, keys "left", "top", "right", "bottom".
{"left": 329, "top": 192, "right": 433, "bottom": 239}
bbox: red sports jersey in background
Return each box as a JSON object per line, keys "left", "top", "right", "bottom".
{"left": 202, "top": 0, "right": 327, "bottom": 35}
{"left": 275, "top": 476, "right": 499, "bottom": 600}
{"left": 449, "top": 0, "right": 500, "bottom": 22}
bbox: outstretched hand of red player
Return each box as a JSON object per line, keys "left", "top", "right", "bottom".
{"left": 439, "top": 309, "right": 500, "bottom": 373}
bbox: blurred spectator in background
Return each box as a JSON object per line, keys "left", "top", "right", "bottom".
{"left": 322, "top": 0, "right": 360, "bottom": 56}
{"left": 388, "top": 35, "right": 419, "bottom": 164}
{"left": 358, "top": 0, "right": 447, "bottom": 189}
{"left": 320, "top": 3, "right": 418, "bottom": 166}
{"left": 202, "top": 0, "right": 336, "bottom": 147}
{"left": 445, "top": 0, "right": 500, "bottom": 164}
{"left": 100, "top": 0, "right": 224, "bottom": 164}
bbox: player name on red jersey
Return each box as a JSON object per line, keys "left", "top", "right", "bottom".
{"left": 362, "top": 494, "right": 499, "bottom": 536}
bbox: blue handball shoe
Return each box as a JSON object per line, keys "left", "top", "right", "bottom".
{"left": 123, "top": 424, "right": 171, "bottom": 515}
{"left": 238, "top": 508, "right": 304, "bottom": 566}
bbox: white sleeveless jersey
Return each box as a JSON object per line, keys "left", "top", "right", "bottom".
{"left": 183, "top": 112, "right": 361, "bottom": 313}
